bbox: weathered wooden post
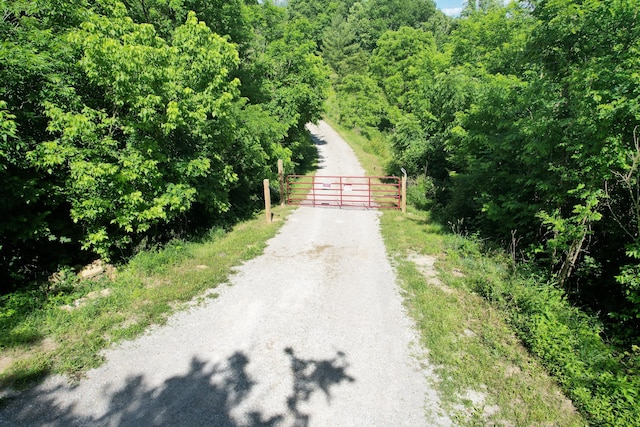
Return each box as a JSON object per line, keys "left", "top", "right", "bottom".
{"left": 277, "top": 159, "right": 285, "bottom": 206}
{"left": 263, "top": 179, "right": 272, "bottom": 224}
{"left": 401, "top": 168, "right": 407, "bottom": 213}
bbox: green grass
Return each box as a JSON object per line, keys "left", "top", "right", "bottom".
{"left": 0, "top": 205, "right": 295, "bottom": 390}
{"left": 327, "top": 117, "right": 586, "bottom": 426}
{"left": 382, "top": 210, "right": 585, "bottom": 426}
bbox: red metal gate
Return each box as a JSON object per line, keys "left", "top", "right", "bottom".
{"left": 286, "top": 175, "right": 401, "bottom": 209}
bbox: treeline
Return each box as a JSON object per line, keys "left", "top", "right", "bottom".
{"left": 298, "top": 0, "right": 639, "bottom": 335}
{"left": 0, "top": 0, "right": 329, "bottom": 288}
{"left": 293, "top": 0, "right": 639, "bottom": 423}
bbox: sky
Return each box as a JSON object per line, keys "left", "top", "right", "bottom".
{"left": 435, "top": 0, "right": 465, "bottom": 17}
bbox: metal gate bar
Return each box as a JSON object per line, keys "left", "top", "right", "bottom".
{"left": 286, "top": 175, "right": 401, "bottom": 209}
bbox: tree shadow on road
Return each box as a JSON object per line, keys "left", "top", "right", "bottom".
{"left": 308, "top": 131, "right": 328, "bottom": 147}
{"left": 284, "top": 347, "right": 355, "bottom": 427}
{"left": 307, "top": 131, "right": 328, "bottom": 172}
{"left": 0, "top": 348, "right": 355, "bottom": 427}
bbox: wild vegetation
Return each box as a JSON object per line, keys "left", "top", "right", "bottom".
{"left": 300, "top": 0, "right": 640, "bottom": 424}
{"left": 0, "top": 0, "right": 328, "bottom": 288}
{"left": 2, "top": 0, "right": 639, "bottom": 424}
{"left": 311, "top": 0, "right": 640, "bottom": 329}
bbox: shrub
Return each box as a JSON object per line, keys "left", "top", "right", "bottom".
{"left": 452, "top": 238, "right": 640, "bottom": 426}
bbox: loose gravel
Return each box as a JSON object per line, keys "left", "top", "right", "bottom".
{"left": 0, "top": 121, "right": 451, "bottom": 427}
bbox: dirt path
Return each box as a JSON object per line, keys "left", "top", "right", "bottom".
{"left": 0, "top": 121, "right": 450, "bottom": 426}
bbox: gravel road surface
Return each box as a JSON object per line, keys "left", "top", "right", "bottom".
{"left": 0, "top": 121, "right": 450, "bottom": 426}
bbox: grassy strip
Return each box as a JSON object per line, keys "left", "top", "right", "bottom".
{"left": 327, "top": 118, "right": 586, "bottom": 426}
{"left": 382, "top": 210, "right": 585, "bottom": 425}
{"left": 323, "top": 115, "right": 391, "bottom": 176}
{"left": 0, "top": 205, "right": 294, "bottom": 390}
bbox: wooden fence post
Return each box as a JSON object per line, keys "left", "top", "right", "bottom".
{"left": 401, "top": 168, "right": 407, "bottom": 213}
{"left": 277, "top": 159, "right": 285, "bottom": 206}
{"left": 263, "top": 179, "right": 272, "bottom": 224}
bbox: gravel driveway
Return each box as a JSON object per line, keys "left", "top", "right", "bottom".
{"left": 0, "top": 121, "right": 450, "bottom": 426}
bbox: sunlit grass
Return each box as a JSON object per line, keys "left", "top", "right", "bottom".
{"left": 0, "top": 205, "right": 295, "bottom": 390}
{"left": 381, "top": 209, "right": 585, "bottom": 426}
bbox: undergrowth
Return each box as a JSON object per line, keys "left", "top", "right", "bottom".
{"left": 382, "top": 209, "right": 586, "bottom": 426}
{"left": 445, "top": 232, "right": 640, "bottom": 426}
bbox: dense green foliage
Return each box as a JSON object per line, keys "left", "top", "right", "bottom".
{"left": 320, "top": 0, "right": 640, "bottom": 331}
{"left": 0, "top": 0, "right": 329, "bottom": 287}
{"left": 455, "top": 238, "right": 640, "bottom": 427}
{"left": 312, "top": 0, "right": 640, "bottom": 424}
{"left": 3, "top": 0, "right": 640, "bottom": 422}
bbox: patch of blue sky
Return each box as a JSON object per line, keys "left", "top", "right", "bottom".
{"left": 435, "top": 0, "right": 464, "bottom": 17}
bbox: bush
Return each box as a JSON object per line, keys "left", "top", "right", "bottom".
{"left": 451, "top": 239, "right": 640, "bottom": 426}
{"left": 509, "top": 281, "right": 640, "bottom": 427}
{"left": 406, "top": 175, "right": 435, "bottom": 211}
